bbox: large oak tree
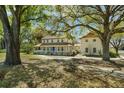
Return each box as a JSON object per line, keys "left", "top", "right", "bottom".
{"left": 47, "top": 5, "right": 124, "bottom": 61}
{"left": 0, "top": 6, "right": 24, "bottom": 65}
{"left": 0, "top": 5, "right": 48, "bottom": 65}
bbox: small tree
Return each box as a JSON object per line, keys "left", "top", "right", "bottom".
{"left": 110, "top": 39, "right": 121, "bottom": 56}
{"left": 110, "top": 34, "right": 124, "bottom": 56}
{"left": 20, "top": 27, "right": 34, "bottom": 54}
{"left": 32, "top": 27, "right": 47, "bottom": 43}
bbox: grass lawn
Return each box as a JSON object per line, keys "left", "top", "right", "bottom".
{"left": 0, "top": 53, "right": 5, "bottom": 62}
{"left": 0, "top": 53, "right": 41, "bottom": 63}
{"left": 0, "top": 53, "right": 124, "bottom": 88}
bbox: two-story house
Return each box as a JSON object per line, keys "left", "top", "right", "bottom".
{"left": 34, "top": 35, "right": 75, "bottom": 56}
{"left": 80, "top": 31, "right": 103, "bottom": 56}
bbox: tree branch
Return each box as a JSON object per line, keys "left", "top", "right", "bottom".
{"left": 21, "top": 16, "right": 44, "bottom": 24}
{"left": 0, "top": 5, "right": 11, "bottom": 32}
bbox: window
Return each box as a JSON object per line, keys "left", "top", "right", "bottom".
{"left": 61, "top": 47, "right": 64, "bottom": 51}
{"left": 93, "top": 39, "right": 96, "bottom": 42}
{"left": 43, "top": 47, "right": 45, "bottom": 51}
{"left": 85, "top": 39, "right": 88, "bottom": 42}
{"left": 47, "top": 39, "right": 48, "bottom": 43}
{"left": 61, "top": 39, "right": 63, "bottom": 42}
{"left": 44, "top": 40, "right": 46, "bottom": 43}
{"left": 51, "top": 39, "right": 53, "bottom": 43}
{"left": 44, "top": 40, "right": 47, "bottom": 43}
{"left": 58, "top": 48, "right": 60, "bottom": 51}
{"left": 47, "top": 47, "right": 49, "bottom": 51}
{"left": 38, "top": 47, "right": 40, "bottom": 50}
{"left": 93, "top": 48, "right": 96, "bottom": 53}
{"left": 85, "top": 48, "right": 88, "bottom": 53}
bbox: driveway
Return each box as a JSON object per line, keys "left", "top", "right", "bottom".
{"left": 34, "top": 54, "right": 124, "bottom": 61}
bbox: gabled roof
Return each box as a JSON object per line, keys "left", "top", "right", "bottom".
{"left": 42, "top": 35, "right": 65, "bottom": 39}
{"left": 80, "top": 31, "right": 98, "bottom": 39}
{"left": 41, "top": 42, "right": 73, "bottom": 45}
{"left": 34, "top": 44, "right": 41, "bottom": 47}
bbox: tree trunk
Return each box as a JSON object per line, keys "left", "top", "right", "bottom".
{"left": 4, "top": 32, "right": 21, "bottom": 65}
{"left": 4, "top": 19, "right": 21, "bottom": 65}
{"left": 0, "top": 6, "right": 22, "bottom": 65}
{"left": 115, "top": 48, "right": 119, "bottom": 56}
{"left": 102, "top": 39, "right": 110, "bottom": 61}
{"left": 4, "top": 18, "right": 21, "bottom": 65}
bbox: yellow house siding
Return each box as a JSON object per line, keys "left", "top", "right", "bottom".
{"left": 81, "top": 37, "right": 103, "bottom": 56}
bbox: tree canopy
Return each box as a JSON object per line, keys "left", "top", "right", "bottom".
{"left": 45, "top": 5, "right": 124, "bottom": 61}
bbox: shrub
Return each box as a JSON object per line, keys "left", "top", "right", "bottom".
{"left": 33, "top": 51, "right": 41, "bottom": 55}
{"left": 71, "top": 50, "right": 79, "bottom": 56}
{"left": 21, "top": 43, "right": 33, "bottom": 54}
{"left": 109, "top": 51, "right": 119, "bottom": 58}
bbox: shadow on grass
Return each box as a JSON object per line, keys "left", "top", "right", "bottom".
{"left": 0, "top": 67, "right": 26, "bottom": 87}
{"left": 0, "top": 60, "right": 63, "bottom": 88}
{"left": 0, "top": 62, "right": 43, "bottom": 87}
{"left": 0, "top": 59, "right": 124, "bottom": 88}
{"left": 109, "top": 60, "right": 124, "bottom": 69}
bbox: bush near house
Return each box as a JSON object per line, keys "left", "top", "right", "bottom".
{"left": 109, "top": 51, "right": 119, "bottom": 58}
{"left": 21, "top": 43, "right": 34, "bottom": 54}
{"left": 109, "top": 48, "right": 119, "bottom": 58}
{"left": 84, "top": 51, "right": 118, "bottom": 58}
{"left": 71, "top": 50, "right": 80, "bottom": 56}
{"left": 33, "top": 51, "right": 42, "bottom": 55}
